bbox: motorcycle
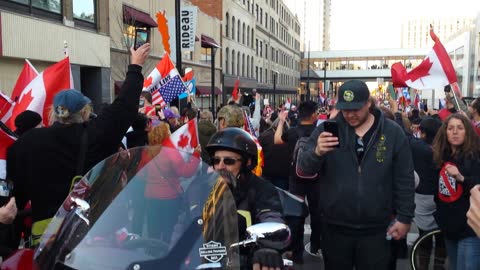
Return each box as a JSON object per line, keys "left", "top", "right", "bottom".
{"left": 1, "top": 146, "right": 291, "bottom": 270}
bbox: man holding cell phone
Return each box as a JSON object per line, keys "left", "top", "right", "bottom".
{"left": 296, "top": 80, "right": 415, "bottom": 270}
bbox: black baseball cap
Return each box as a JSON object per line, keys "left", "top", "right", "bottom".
{"left": 336, "top": 80, "right": 370, "bottom": 110}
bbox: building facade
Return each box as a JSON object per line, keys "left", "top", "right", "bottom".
{"left": 223, "top": 0, "right": 301, "bottom": 108}
{"left": 0, "top": 0, "right": 110, "bottom": 105}
{"left": 401, "top": 16, "right": 475, "bottom": 49}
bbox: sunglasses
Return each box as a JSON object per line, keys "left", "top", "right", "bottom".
{"left": 357, "top": 137, "right": 364, "bottom": 154}
{"left": 212, "top": 157, "right": 242, "bottom": 166}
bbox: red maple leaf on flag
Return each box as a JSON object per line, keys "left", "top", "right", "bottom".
{"left": 407, "top": 58, "right": 433, "bottom": 82}
{"left": 177, "top": 134, "right": 190, "bottom": 148}
{"left": 10, "top": 90, "right": 34, "bottom": 123}
{"left": 143, "top": 76, "right": 153, "bottom": 88}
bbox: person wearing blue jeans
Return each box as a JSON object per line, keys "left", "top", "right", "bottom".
{"left": 445, "top": 237, "right": 480, "bottom": 270}
{"left": 432, "top": 113, "right": 480, "bottom": 270}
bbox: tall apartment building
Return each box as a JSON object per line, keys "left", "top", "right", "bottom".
{"left": 401, "top": 16, "right": 475, "bottom": 49}
{"left": 223, "top": 0, "right": 301, "bottom": 107}
{"left": 322, "top": 0, "right": 331, "bottom": 51}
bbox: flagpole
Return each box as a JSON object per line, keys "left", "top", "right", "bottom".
{"left": 449, "top": 82, "right": 467, "bottom": 112}
{"left": 0, "top": 121, "right": 18, "bottom": 138}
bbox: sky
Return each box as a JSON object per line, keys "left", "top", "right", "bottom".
{"left": 330, "top": 0, "right": 479, "bottom": 50}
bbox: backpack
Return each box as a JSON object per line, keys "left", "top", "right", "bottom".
{"left": 290, "top": 127, "right": 318, "bottom": 182}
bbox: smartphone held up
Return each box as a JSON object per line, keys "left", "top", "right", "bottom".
{"left": 323, "top": 120, "right": 340, "bottom": 148}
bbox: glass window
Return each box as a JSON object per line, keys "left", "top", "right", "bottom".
{"left": 9, "top": 0, "right": 28, "bottom": 4}
{"left": 182, "top": 51, "right": 193, "bottom": 61}
{"left": 201, "top": 48, "right": 212, "bottom": 63}
{"left": 32, "top": 0, "right": 61, "bottom": 14}
{"left": 73, "top": 0, "right": 95, "bottom": 23}
{"left": 123, "top": 25, "right": 149, "bottom": 49}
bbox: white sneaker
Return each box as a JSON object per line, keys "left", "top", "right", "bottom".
{"left": 304, "top": 242, "right": 323, "bottom": 258}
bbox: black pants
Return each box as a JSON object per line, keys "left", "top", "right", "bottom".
{"left": 322, "top": 224, "right": 391, "bottom": 270}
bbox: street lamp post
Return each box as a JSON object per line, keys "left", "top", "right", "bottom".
{"left": 273, "top": 72, "right": 277, "bottom": 109}
{"left": 306, "top": 41, "right": 311, "bottom": 101}
{"left": 211, "top": 47, "right": 218, "bottom": 117}
{"left": 175, "top": 0, "right": 183, "bottom": 77}
{"left": 323, "top": 59, "right": 327, "bottom": 103}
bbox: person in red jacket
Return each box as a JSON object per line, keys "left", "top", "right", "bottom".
{"left": 139, "top": 123, "right": 201, "bottom": 241}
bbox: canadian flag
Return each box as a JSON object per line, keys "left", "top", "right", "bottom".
{"left": 0, "top": 93, "right": 13, "bottom": 120}
{"left": 10, "top": 60, "right": 38, "bottom": 103}
{"left": 391, "top": 26, "right": 457, "bottom": 90}
{"left": 162, "top": 118, "right": 200, "bottom": 160}
{"left": 0, "top": 127, "right": 16, "bottom": 179}
{"left": 2, "top": 57, "right": 73, "bottom": 129}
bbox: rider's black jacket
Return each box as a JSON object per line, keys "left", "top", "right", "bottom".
{"left": 233, "top": 172, "right": 284, "bottom": 238}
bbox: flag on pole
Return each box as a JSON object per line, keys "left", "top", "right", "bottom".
{"left": 162, "top": 118, "right": 200, "bottom": 160}
{"left": 387, "top": 84, "right": 396, "bottom": 100}
{"left": 391, "top": 26, "right": 457, "bottom": 90}
{"left": 150, "top": 86, "right": 167, "bottom": 108}
{"left": 413, "top": 92, "right": 420, "bottom": 109}
{"left": 10, "top": 60, "right": 38, "bottom": 103}
{"left": 179, "top": 78, "right": 196, "bottom": 99}
{"left": 242, "top": 110, "right": 263, "bottom": 176}
{"left": 182, "top": 67, "right": 194, "bottom": 82}
{"left": 2, "top": 57, "right": 73, "bottom": 129}
{"left": 232, "top": 78, "right": 240, "bottom": 102}
{"left": 0, "top": 127, "right": 17, "bottom": 179}
{"left": 142, "top": 53, "right": 188, "bottom": 105}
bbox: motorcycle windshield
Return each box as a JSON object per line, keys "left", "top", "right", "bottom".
{"left": 34, "top": 146, "right": 240, "bottom": 270}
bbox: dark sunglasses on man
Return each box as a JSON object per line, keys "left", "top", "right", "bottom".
{"left": 212, "top": 157, "right": 242, "bottom": 166}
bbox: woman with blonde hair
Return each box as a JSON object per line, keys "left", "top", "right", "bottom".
{"left": 432, "top": 113, "right": 480, "bottom": 270}
{"left": 140, "top": 122, "right": 201, "bottom": 242}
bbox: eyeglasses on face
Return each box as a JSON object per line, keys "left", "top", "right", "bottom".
{"left": 212, "top": 156, "right": 242, "bottom": 166}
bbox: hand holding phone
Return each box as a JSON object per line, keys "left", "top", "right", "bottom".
{"left": 323, "top": 120, "right": 340, "bottom": 148}
{"left": 315, "top": 120, "right": 340, "bottom": 156}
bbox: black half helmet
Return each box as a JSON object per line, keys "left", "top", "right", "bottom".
{"left": 206, "top": 127, "right": 257, "bottom": 170}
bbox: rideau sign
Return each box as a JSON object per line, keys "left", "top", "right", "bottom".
{"left": 180, "top": 6, "right": 198, "bottom": 52}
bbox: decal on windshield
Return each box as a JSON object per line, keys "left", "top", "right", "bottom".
{"left": 199, "top": 241, "right": 227, "bottom": 263}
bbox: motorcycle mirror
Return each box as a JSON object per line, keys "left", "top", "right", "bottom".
{"left": 70, "top": 197, "right": 90, "bottom": 225}
{"left": 230, "top": 222, "right": 290, "bottom": 250}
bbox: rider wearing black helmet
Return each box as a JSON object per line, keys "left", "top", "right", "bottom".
{"left": 206, "top": 127, "right": 285, "bottom": 270}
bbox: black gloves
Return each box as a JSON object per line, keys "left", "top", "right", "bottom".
{"left": 252, "top": 248, "right": 283, "bottom": 269}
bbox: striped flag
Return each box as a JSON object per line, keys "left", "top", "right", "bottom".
{"left": 151, "top": 87, "right": 167, "bottom": 107}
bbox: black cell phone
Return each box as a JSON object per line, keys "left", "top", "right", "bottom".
{"left": 134, "top": 29, "right": 148, "bottom": 50}
{"left": 324, "top": 120, "right": 340, "bottom": 147}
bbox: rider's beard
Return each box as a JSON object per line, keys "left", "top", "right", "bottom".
{"left": 217, "top": 169, "right": 238, "bottom": 189}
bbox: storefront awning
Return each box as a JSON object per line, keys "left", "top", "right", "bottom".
{"left": 201, "top": 34, "right": 220, "bottom": 48}
{"left": 196, "top": 86, "right": 222, "bottom": 95}
{"left": 123, "top": 5, "right": 158, "bottom": 28}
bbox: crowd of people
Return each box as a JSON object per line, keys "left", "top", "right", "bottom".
{"left": 2, "top": 50, "right": 480, "bottom": 270}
